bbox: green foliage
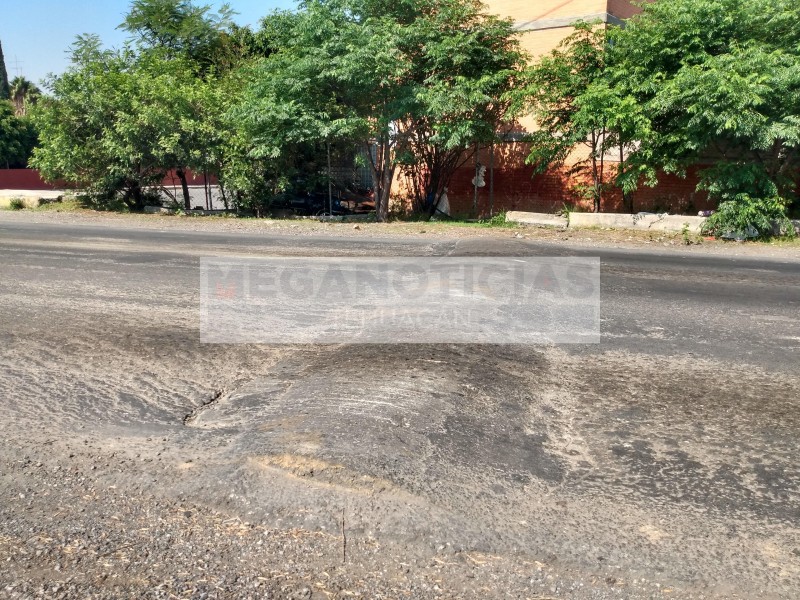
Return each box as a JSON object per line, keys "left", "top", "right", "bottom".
{"left": 31, "top": 36, "right": 227, "bottom": 210}
{"left": 32, "top": 196, "right": 87, "bottom": 212}
{"left": 480, "top": 211, "right": 513, "bottom": 228}
{"left": 609, "top": 0, "right": 800, "bottom": 218}
{"left": 514, "top": 24, "right": 606, "bottom": 169}
{"left": 680, "top": 223, "right": 703, "bottom": 246}
{"left": 120, "top": 0, "right": 241, "bottom": 208}
{"left": 120, "top": 0, "right": 235, "bottom": 73}
{"left": 515, "top": 0, "right": 798, "bottom": 230}
{"left": 0, "top": 41, "right": 9, "bottom": 100}
{"left": 514, "top": 23, "right": 644, "bottom": 212}
{"left": 8, "top": 197, "right": 26, "bottom": 210}
{"left": 232, "top": 0, "right": 524, "bottom": 220}
{"left": 9, "top": 77, "right": 41, "bottom": 117}
{"left": 702, "top": 195, "right": 794, "bottom": 240}
{"left": 0, "top": 100, "right": 37, "bottom": 168}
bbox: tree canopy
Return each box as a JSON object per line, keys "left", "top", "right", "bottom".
{"left": 233, "top": 0, "right": 524, "bottom": 220}
{"left": 610, "top": 0, "right": 800, "bottom": 209}
{"left": 31, "top": 36, "right": 224, "bottom": 210}
{"left": 120, "top": 0, "right": 235, "bottom": 72}
{"left": 25, "top": 0, "right": 799, "bottom": 235}
{"left": 516, "top": 0, "right": 798, "bottom": 233}
{"left": 9, "top": 76, "right": 41, "bottom": 117}
{"left": 32, "top": 0, "right": 238, "bottom": 209}
{"left": 0, "top": 100, "right": 37, "bottom": 168}
{"left": 0, "top": 41, "right": 10, "bottom": 100}
{"left": 513, "top": 24, "right": 622, "bottom": 212}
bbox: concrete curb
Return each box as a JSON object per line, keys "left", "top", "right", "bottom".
{"left": 506, "top": 211, "right": 568, "bottom": 229}
{"left": 508, "top": 211, "right": 706, "bottom": 233}
{"left": 569, "top": 212, "right": 706, "bottom": 233}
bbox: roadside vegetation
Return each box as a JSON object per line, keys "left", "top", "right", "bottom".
{"left": 0, "top": 0, "right": 797, "bottom": 239}
{"left": 22, "top": 0, "right": 524, "bottom": 221}
{"left": 515, "top": 0, "right": 799, "bottom": 239}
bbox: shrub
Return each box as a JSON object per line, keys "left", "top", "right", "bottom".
{"left": 484, "top": 211, "right": 510, "bottom": 227}
{"left": 488, "top": 211, "right": 508, "bottom": 227}
{"left": 702, "top": 195, "right": 794, "bottom": 240}
{"left": 9, "top": 197, "right": 26, "bottom": 210}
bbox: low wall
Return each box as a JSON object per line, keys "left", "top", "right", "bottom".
{"left": 0, "top": 169, "right": 216, "bottom": 192}
{"left": 0, "top": 170, "right": 62, "bottom": 190}
{"left": 505, "top": 211, "right": 568, "bottom": 228}
{"left": 444, "top": 160, "right": 714, "bottom": 217}
{"left": 568, "top": 212, "right": 706, "bottom": 233}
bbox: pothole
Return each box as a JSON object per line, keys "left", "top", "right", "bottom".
{"left": 183, "top": 389, "right": 226, "bottom": 426}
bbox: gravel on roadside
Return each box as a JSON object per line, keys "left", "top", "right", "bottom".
{"left": 2, "top": 208, "right": 798, "bottom": 259}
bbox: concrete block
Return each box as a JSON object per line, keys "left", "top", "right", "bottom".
{"left": 0, "top": 195, "right": 40, "bottom": 209}
{"left": 568, "top": 212, "right": 706, "bottom": 233}
{"left": 506, "top": 211, "right": 568, "bottom": 229}
{"left": 144, "top": 206, "right": 175, "bottom": 214}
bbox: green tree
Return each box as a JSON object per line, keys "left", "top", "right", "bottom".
{"left": 609, "top": 0, "right": 800, "bottom": 233}
{"left": 0, "top": 41, "right": 10, "bottom": 100}
{"left": 120, "top": 0, "right": 235, "bottom": 72}
{"left": 233, "top": 0, "right": 523, "bottom": 221}
{"left": 120, "top": 0, "right": 238, "bottom": 208}
{"left": 0, "top": 100, "right": 36, "bottom": 168}
{"left": 390, "top": 0, "right": 524, "bottom": 216}
{"left": 513, "top": 23, "right": 644, "bottom": 213}
{"left": 31, "top": 36, "right": 222, "bottom": 210}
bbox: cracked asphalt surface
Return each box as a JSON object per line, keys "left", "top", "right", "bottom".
{"left": 0, "top": 214, "right": 799, "bottom": 599}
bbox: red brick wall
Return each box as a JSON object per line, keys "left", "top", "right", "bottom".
{"left": 446, "top": 164, "right": 714, "bottom": 217}
{"left": 162, "top": 170, "right": 218, "bottom": 187}
{"left": 0, "top": 169, "right": 215, "bottom": 191}
{"left": 0, "top": 169, "right": 61, "bottom": 190}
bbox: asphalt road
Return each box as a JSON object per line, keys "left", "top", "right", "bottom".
{"left": 1, "top": 217, "right": 799, "bottom": 599}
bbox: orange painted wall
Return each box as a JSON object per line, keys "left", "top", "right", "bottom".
{"left": 489, "top": 0, "right": 612, "bottom": 24}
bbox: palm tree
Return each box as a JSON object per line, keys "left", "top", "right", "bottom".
{"left": 9, "top": 76, "right": 41, "bottom": 117}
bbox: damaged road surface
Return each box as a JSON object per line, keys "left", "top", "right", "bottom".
{"left": 0, "top": 218, "right": 799, "bottom": 599}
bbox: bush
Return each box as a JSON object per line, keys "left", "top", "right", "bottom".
{"left": 9, "top": 197, "right": 26, "bottom": 210}
{"left": 476, "top": 211, "right": 516, "bottom": 228}
{"left": 702, "top": 195, "right": 794, "bottom": 240}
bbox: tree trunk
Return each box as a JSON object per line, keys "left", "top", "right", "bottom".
{"left": 377, "top": 164, "right": 393, "bottom": 222}
{"left": 620, "top": 143, "right": 633, "bottom": 214}
{"left": 176, "top": 167, "right": 191, "bottom": 210}
{"left": 124, "top": 183, "right": 146, "bottom": 212}
{"left": 472, "top": 147, "right": 479, "bottom": 218}
{"left": 591, "top": 131, "right": 600, "bottom": 213}
{"left": 489, "top": 143, "right": 495, "bottom": 217}
{"left": 598, "top": 127, "right": 605, "bottom": 213}
{"left": 371, "top": 138, "right": 393, "bottom": 223}
{"left": 326, "top": 142, "right": 332, "bottom": 216}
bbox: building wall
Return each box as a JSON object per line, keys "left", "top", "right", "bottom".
{"left": 0, "top": 169, "right": 61, "bottom": 190}
{"left": 0, "top": 169, "right": 215, "bottom": 193}
{"left": 445, "top": 144, "right": 712, "bottom": 217}
{"left": 491, "top": 0, "right": 616, "bottom": 25}
{"left": 494, "top": 0, "right": 642, "bottom": 59}
{"left": 440, "top": 0, "right": 702, "bottom": 217}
